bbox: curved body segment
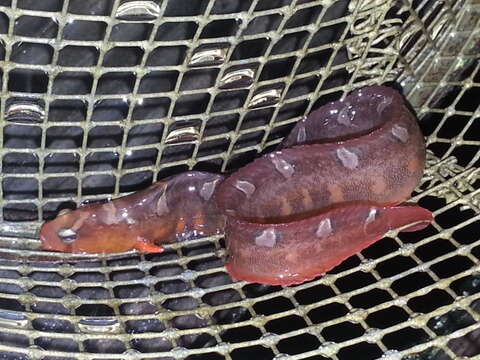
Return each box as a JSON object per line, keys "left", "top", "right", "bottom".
{"left": 215, "top": 85, "right": 431, "bottom": 285}
{"left": 225, "top": 203, "right": 432, "bottom": 285}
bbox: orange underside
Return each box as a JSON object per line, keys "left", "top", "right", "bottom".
{"left": 225, "top": 235, "right": 383, "bottom": 286}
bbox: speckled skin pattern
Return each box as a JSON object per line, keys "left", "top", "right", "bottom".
{"left": 40, "top": 85, "right": 433, "bottom": 286}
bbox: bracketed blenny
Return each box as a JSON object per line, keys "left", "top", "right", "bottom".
{"left": 40, "top": 85, "right": 433, "bottom": 286}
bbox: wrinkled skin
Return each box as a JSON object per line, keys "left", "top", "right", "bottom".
{"left": 40, "top": 85, "right": 433, "bottom": 286}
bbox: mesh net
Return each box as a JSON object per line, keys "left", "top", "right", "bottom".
{"left": 0, "top": 0, "right": 478, "bottom": 359}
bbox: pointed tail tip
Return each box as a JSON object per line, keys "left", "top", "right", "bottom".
{"left": 388, "top": 205, "right": 434, "bottom": 233}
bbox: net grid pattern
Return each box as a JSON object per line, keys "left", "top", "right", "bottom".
{"left": 0, "top": 0, "right": 402, "bottom": 225}
{"left": 0, "top": 0, "right": 476, "bottom": 359}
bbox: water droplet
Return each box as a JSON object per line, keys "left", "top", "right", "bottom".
{"left": 316, "top": 218, "right": 332, "bottom": 238}
{"left": 156, "top": 192, "right": 169, "bottom": 216}
{"left": 5, "top": 97, "right": 45, "bottom": 124}
{"left": 120, "top": 208, "right": 136, "bottom": 225}
{"left": 248, "top": 88, "right": 282, "bottom": 109}
{"left": 381, "top": 350, "right": 402, "bottom": 360}
{"left": 189, "top": 46, "right": 227, "bottom": 67}
{"left": 165, "top": 126, "right": 199, "bottom": 145}
{"left": 219, "top": 68, "right": 255, "bottom": 89}
{"left": 391, "top": 124, "right": 409, "bottom": 143}
{"left": 255, "top": 228, "right": 277, "bottom": 248}
{"left": 78, "top": 318, "right": 121, "bottom": 334}
{"left": 199, "top": 179, "right": 219, "bottom": 201}
{"left": 336, "top": 147, "right": 359, "bottom": 169}
{"left": 269, "top": 154, "right": 294, "bottom": 179}
{"left": 0, "top": 311, "right": 28, "bottom": 329}
{"left": 430, "top": 14, "right": 450, "bottom": 40}
{"left": 233, "top": 180, "right": 256, "bottom": 198}
{"left": 115, "top": 0, "right": 161, "bottom": 22}
{"left": 376, "top": 96, "right": 393, "bottom": 114}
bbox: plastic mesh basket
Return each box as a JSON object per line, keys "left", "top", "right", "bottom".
{"left": 0, "top": 0, "right": 478, "bottom": 359}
